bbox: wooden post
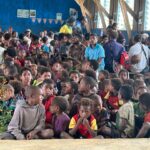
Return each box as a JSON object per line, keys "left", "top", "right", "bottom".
{"left": 124, "top": 1, "right": 138, "bottom": 22}
{"left": 119, "top": 0, "right": 131, "bottom": 39}
{"left": 75, "top": 0, "right": 92, "bottom": 32}
{"left": 93, "top": 0, "right": 107, "bottom": 32}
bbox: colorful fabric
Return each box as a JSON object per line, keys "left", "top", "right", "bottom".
{"left": 0, "top": 101, "right": 14, "bottom": 133}
{"left": 43, "top": 95, "right": 55, "bottom": 124}
{"left": 69, "top": 114, "right": 97, "bottom": 138}
{"left": 144, "top": 112, "right": 150, "bottom": 123}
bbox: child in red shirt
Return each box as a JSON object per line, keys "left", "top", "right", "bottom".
{"left": 69, "top": 98, "right": 97, "bottom": 139}
{"left": 42, "top": 79, "right": 55, "bottom": 127}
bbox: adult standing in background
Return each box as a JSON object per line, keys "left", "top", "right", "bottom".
{"left": 59, "top": 17, "right": 76, "bottom": 34}
{"left": 104, "top": 30, "right": 124, "bottom": 73}
{"left": 128, "top": 34, "right": 150, "bottom": 73}
{"left": 84, "top": 34, "right": 105, "bottom": 71}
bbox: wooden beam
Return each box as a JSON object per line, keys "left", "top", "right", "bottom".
{"left": 93, "top": 0, "right": 107, "bottom": 32}
{"left": 99, "top": 3, "right": 112, "bottom": 19}
{"left": 75, "top": 0, "right": 91, "bottom": 32}
{"left": 124, "top": 1, "right": 138, "bottom": 22}
{"left": 119, "top": 0, "right": 131, "bottom": 39}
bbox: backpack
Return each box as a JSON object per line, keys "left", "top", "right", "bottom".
{"left": 120, "top": 51, "right": 130, "bottom": 70}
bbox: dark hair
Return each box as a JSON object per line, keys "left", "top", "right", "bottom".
{"left": 25, "top": 86, "right": 40, "bottom": 98}
{"left": 5, "top": 48, "right": 17, "bottom": 58}
{"left": 40, "top": 67, "right": 51, "bottom": 75}
{"left": 52, "top": 96, "right": 68, "bottom": 112}
{"left": 4, "top": 33, "right": 11, "bottom": 40}
{"left": 111, "top": 78, "right": 122, "bottom": 91}
{"left": 119, "top": 69, "right": 128, "bottom": 76}
{"left": 99, "top": 70, "right": 110, "bottom": 79}
{"left": 119, "top": 85, "right": 133, "bottom": 101}
{"left": 124, "top": 79, "right": 134, "bottom": 87}
{"left": 109, "top": 30, "right": 118, "bottom": 39}
{"left": 9, "top": 80, "right": 23, "bottom": 95}
{"left": 20, "top": 67, "right": 32, "bottom": 76}
{"left": 89, "top": 60, "right": 99, "bottom": 71}
{"left": 82, "top": 76, "right": 97, "bottom": 89}
{"left": 85, "top": 69, "right": 97, "bottom": 81}
{"left": 139, "top": 93, "right": 150, "bottom": 110}
{"left": 67, "top": 17, "right": 76, "bottom": 24}
{"left": 79, "top": 98, "right": 93, "bottom": 108}
{"left": 47, "top": 31, "right": 54, "bottom": 38}
{"left": 134, "top": 34, "right": 142, "bottom": 43}
{"left": 42, "top": 36, "right": 48, "bottom": 43}
{"left": 69, "top": 70, "right": 80, "bottom": 77}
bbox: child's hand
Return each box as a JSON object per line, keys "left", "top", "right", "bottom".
{"left": 77, "top": 117, "right": 83, "bottom": 125}
{"left": 26, "top": 131, "right": 36, "bottom": 140}
{"left": 83, "top": 118, "right": 89, "bottom": 127}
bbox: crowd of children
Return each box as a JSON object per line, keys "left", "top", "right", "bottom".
{"left": 0, "top": 18, "right": 150, "bottom": 140}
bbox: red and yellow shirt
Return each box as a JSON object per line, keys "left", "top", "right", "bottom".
{"left": 69, "top": 114, "right": 97, "bottom": 138}
{"left": 144, "top": 112, "right": 150, "bottom": 123}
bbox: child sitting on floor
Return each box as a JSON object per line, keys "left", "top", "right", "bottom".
{"left": 0, "top": 86, "right": 45, "bottom": 140}
{"left": 101, "top": 85, "right": 135, "bottom": 138}
{"left": 136, "top": 93, "right": 150, "bottom": 138}
{"left": 41, "top": 79, "right": 55, "bottom": 127}
{"left": 68, "top": 98, "right": 97, "bottom": 139}
{"left": 39, "top": 96, "right": 70, "bottom": 139}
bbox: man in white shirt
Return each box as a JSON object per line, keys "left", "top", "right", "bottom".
{"left": 129, "top": 34, "right": 150, "bottom": 73}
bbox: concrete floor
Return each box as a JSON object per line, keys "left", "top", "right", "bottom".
{"left": 0, "top": 139, "right": 150, "bottom": 150}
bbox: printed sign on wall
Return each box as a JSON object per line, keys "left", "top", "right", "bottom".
{"left": 17, "top": 9, "right": 29, "bottom": 18}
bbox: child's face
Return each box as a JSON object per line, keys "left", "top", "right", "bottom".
{"left": 119, "top": 72, "right": 128, "bottom": 81}
{"left": 79, "top": 105, "right": 91, "bottom": 119}
{"left": 30, "top": 65, "right": 37, "bottom": 76}
{"left": 90, "top": 35, "right": 97, "bottom": 45}
{"left": 18, "top": 50, "right": 26, "bottom": 58}
{"left": 41, "top": 72, "right": 51, "bottom": 80}
{"left": 42, "top": 84, "right": 54, "bottom": 97}
{"left": 70, "top": 73, "right": 80, "bottom": 83}
{"left": 50, "top": 103, "right": 58, "bottom": 114}
{"left": 21, "top": 70, "right": 32, "bottom": 86}
{"left": 98, "top": 73, "right": 105, "bottom": 81}
{"left": 52, "top": 63, "right": 62, "bottom": 72}
{"left": 27, "top": 89, "right": 43, "bottom": 105}
{"left": 104, "top": 83, "right": 112, "bottom": 92}
{"left": 78, "top": 79, "right": 88, "bottom": 93}
{"left": 61, "top": 82, "right": 72, "bottom": 96}
{"left": 81, "top": 62, "right": 90, "bottom": 72}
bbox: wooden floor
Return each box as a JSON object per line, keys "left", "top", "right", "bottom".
{"left": 0, "top": 139, "right": 150, "bottom": 150}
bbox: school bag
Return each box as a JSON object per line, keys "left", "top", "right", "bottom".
{"left": 120, "top": 50, "right": 130, "bottom": 70}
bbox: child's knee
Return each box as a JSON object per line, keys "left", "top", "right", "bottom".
{"left": 39, "top": 129, "right": 54, "bottom": 139}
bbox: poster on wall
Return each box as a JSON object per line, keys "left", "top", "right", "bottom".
{"left": 56, "top": 13, "right": 62, "bottom": 20}
{"left": 30, "top": 10, "right": 36, "bottom": 18}
{"left": 69, "top": 8, "right": 78, "bottom": 19}
{"left": 17, "top": 9, "right": 29, "bottom": 18}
